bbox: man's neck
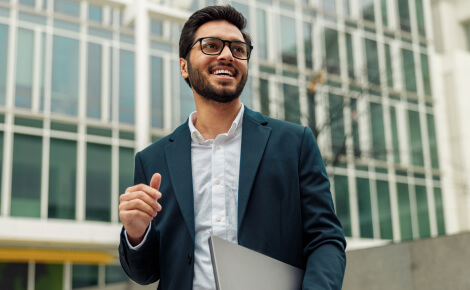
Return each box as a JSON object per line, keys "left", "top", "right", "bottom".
{"left": 193, "top": 96, "right": 242, "bottom": 140}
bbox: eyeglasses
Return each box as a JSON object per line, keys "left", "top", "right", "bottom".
{"left": 189, "top": 37, "right": 253, "bottom": 60}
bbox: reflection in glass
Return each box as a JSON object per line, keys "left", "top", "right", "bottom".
{"left": 283, "top": 83, "right": 300, "bottom": 124}
{"left": 345, "top": 33, "right": 354, "bottom": 79}
{"left": 361, "top": 0, "right": 374, "bottom": 22}
{"left": 0, "top": 24, "right": 9, "bottom": 105}
{"left": 329, "top": 94, "right": 345, "bottom": 157}
{"left": 119, "top": 147, "right": 134, "bottom": 212}
{"left": 385, "top": 44, "right": 393, "bottom": 88}
{"left": 88, "top": 4, "right": 102, "bottom": 22}
{"left": 49, "top": 138, "right": 77, "bottom": 219}
{"left": 398, "top": 0, "right": 411, "bottom": 32}
{"left": 365, "top": 38, "right": 380, "bottom": 85}
{"left": 421, "top": 53, "right": 431, "bottom": 96}
{"left": 324, "top": 28, "right": 339, "bottom": 74}
{"left": 11, "top": 134, "right": 42, "bottom": 218}
{"left": 15, "top": 28, "right": 34, "bottom": 109}
{"left": 280, "top": 15, "right": 297, "bottom": 65}
{"left": 105, "top": 265, "right": 128, "bottom": 284}
{"left": 257, "top": 9, "right": 267, "bottom": 60}
{"left": 54, "top": 0, "right": 80, "bottom": 17}
{"left": 427, "top": 114, "right": 439, "bottom": 169}
{"left": 381, "top": 0, "right": 388, "bottom": 26}
{"left": 0, "top": 263, "right": 28, "bottom": 289}
{"left": 334, "top": 175, "right": 351, "bottom": 236}
{"left": 35, "top": 264, "right": 63, "bottom": 290}
{"left": 357, "top": 178, "right": 373, "bottom": 238}
{"left": 397, "top": 182, "right": 413, "bottom": 240}
{"left": 151, "top": 56, "right": 163, "bottom": 128}
{"left": 370, "top": 103, "right": 386, "bottom": 161}
{"left": 303, "top": 22, "right": 313, "bottom": 69}
{"left": 351, "top": 98, "right": 360, "bottom": 157}
{"left": 390, "top": 106, "right": 400, "bottom": 164}
{"left": 86, "top": 143, "right": 111, "bottom": 221}
{"left": 119, "top": 50, "right": 135, "bottom": 124}
{"left": 259, "top": 79, "right": 270, "bottom": 116}
{"left": 434, "top": 187, "right": 446, "bottom": 235}
{"left": 415, "top": 0, "right": 426, "bottom": 37}
{"left": 402, "top": 49, "right": 417, "bottom": 93}
{"left": 87, "top": 43, "right": 102, "bottom": 119}
{"left": 377, "top": 180, "right": 393, "bottom": 239}
{"left": 408, "top": 110, "right": 424, "bottom": 166}
{"left": 415, "top": 185, "right": 430, "bottom": 238}
{"left": 52, "top": 35, "right": 79, "bottom": 116}
{"left": 72, "top": 264, "right": 98, "bottom": 289}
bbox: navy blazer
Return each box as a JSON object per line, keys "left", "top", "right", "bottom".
{"left": 119, "top": 107, "right": 346, "bottom": 289}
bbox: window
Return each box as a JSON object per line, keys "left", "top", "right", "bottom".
{"left": 329, "top": 94, "right": 345, "bottom": 157}
{"left": 15, "top": 28, "right": 34, "bottom": 109}
{"left": 0, "top": 24, "right": 8, "bottom": 105}
{"left": 377, "top": 180, "right": 393, "bottom": 239}
{"left": 427, "top": 114, "right": 439, "bottom": 169}
{"left": 280, "top": 15, "right": 297, "bottom": 65}
{"left": 408, "top": 110, "right": 424, "bottom": 167}
{"left": 0, "top": 263, "right": 28, "bottom": 289}
{"left": 259, "top": 79, "right": 270, "bottom": 116}
{"left": 51, "top": 35, "right": 79, "bottom": 116}
{"left": 397, "top": 182, "right": 413, "bottom": 240}
{"left": 119, "top": 147, "right": 134, "bottom": 218}
{"left": 385, "top": 44, "right": 393, "bottom": 88}
{"left": 87, "top": 43, "right": 102, "bottom": 119}
{"left": 351, "top": 98, "right": 360, "bottom": 157}
{"left": 105, "top": 265, "right": 128, "bottom": 284}
{"left": 357, "top": 178, "right": 373, "bottom": 238}
{"left": 390, "top": 106, "right": 400, "bottom": 164}
{"left": 303, "top": 22, "right": 313, "bottom": 69}
{"left": 72, "top": 264, "right": 98, "bottom": 289}
{"left": 361, "top": 0, "right": 375, "bottom": 22}
{"left": 346, "top": 33, "right": 354, "bottom": 79}
{"left": 35, "top": 264, "right": 63, "bottom": 290}
{"left": 322, "top": 0, "right": 336, "bottom": 14}
{"left": 421, "top": 53, "right": 431, "bottom": 96}
{"left": 334, "top": 175, "right": 351, "bottom": 236}
{"left": 398, "top": 0, "right": 411, "bottom": 32}
{"left": 11, "top": 134, "right": 42, "bottom": 218}
{"left": 88, "top": 4, "right": 102, "bottom": 22}
{"left": 119, "top": 50, "right": 135, "bottom": 124}
{"left": 402, "top": 49, "right": 417, "bottom": 93}
{"left": 54, "top": 0, "right": 80, "bottom": 17}
{"left": 370, "top": 103, "right": 386, "bottom": 161}
{"left": 365, "top": 38, "right": 380, "bottom": 85}
{"left": 49, "top": 138, "right": 77, "bottom": 219}
{"left": 283, "top": 83, "right": 300, "bottom": 124}
{"left": 151, "top": 56, "right": 163, "bottom": 128}
{"left": 307, "top": 84, "right": 316, "bottom": 135}
{"left": 86, "top": 143, "right": 111, "bottom": 221}
{"left": 434, "top": 187, "right": 446, "bottom": 235}
{"left": 415, "top": 185, "right": 430, "bottom": 238}
{"left": 381, "top": 0, "right": 388, "bottom": 27}
{"left": 257, "top": 9, "right": 268, "bottom": 60}
{"left": 324, "top": 28, "right": 339, "bottom": 75}
{"left": 415, "top": 0, "right": 426, "bottom": 37}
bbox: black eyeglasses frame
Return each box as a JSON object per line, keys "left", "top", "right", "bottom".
{"left": 187, "top": 37, "right": 253, "bottom": 60}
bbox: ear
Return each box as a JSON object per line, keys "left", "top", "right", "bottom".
{"left": 180, "top": 57, "right": 189, "bottom": 80}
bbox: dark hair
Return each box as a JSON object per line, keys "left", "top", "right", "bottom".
{"left": 179, "top": 5, "right": 252, "bottom": 86}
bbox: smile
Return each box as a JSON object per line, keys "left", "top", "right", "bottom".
{"left": 212, "top": 69, "right": 233, "bottom": 77}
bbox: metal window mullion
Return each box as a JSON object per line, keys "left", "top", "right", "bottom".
{"left": 369, "top": 172, "right": 381, "bottom": 239}
{"left": 40, "top": 121, "right": 50, "bottom": 219}
{"left": 408, "top": 178, "right": 419, "bottom": 239}
{"left": 63, "top": 262, "right": 72, "bottom": 290}
{"left": 396, "top": 102, "right": 410, "bottom": 166}
{"left": 28, "top": 261, "right": 34, "bottom": 290}
{"left": 111, "top": 139, "right": 119, "bottom": 223}
{"left": 388, "top": 171, "right": 401, "bottom": 241}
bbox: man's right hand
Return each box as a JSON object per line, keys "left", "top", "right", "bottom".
{"left": 119, "top": 173, "right": 162, "bottom": 246}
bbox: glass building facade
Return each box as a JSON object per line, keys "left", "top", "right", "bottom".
{"left": 0, "top": 0, "right": 446, "bottom": 288}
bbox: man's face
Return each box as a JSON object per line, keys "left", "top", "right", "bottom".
{"left": 180, "top": 20, "right": 249, "bottom": 103}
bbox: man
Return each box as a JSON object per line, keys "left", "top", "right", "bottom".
{"left": 119, "top": 5, "right": 346, "bottom": 290}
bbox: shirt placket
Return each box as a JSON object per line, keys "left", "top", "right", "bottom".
{"left": 211, "top": 138, "right": 226, "bottom": 238}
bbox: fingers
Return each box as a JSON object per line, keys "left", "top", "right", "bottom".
{"left": 150, "top": 173, "right": 161, "bottom": 191}
{"left": 119, "top": 193, "right": 161, "bottom": 216}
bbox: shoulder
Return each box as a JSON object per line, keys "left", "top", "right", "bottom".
{"left": 244, "top": 107, "right": 308, "bottom": 138}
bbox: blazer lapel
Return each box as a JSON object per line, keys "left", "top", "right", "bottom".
{"left": 238, "top": 108, "right": 271, "bottom": 229}
{"left": 164, "top": 124, "right": 195, "bottom": 242}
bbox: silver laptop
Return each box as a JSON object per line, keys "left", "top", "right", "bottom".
{"left": 209, "top": 236, "right": 304, "bottom": 290}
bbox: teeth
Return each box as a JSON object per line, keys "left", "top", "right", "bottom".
{"left": 213, "top": 69, "right": 233, "bottom": 76}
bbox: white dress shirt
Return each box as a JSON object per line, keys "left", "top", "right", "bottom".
{"left": 126, "top": 104, "right": 244, "bottom": 290}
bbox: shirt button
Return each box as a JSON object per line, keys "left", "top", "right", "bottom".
{"left": 215, "top": 179, "right": 220, "bottom": 185}
{"left": 216, "top": 216, "right": 222, "bottom": 222}
{"left": 187, "top": 254, "right": 192, "bottom": 264}
{"left": 216, "top": 145, "right": 221, "bottom": 150}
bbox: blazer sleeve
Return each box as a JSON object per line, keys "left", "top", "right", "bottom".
{"left": 119, "top": 151, "right": 161, "bottom": 285}
{"left": 299, "top": 127, "right": 347, "bottom": 290}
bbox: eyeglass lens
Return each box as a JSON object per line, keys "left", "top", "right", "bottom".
{"left": 201, "top": 38, "right": 250, "bottom": 59}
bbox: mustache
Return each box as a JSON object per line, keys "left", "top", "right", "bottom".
{"left": 208, "top": 62, "right": 239, "bottom": 76}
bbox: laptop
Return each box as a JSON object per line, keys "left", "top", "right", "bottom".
{"left": 209, "top": 236, "right": 304, "bottom": 290}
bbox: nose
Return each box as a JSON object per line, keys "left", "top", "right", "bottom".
{"left": 217, "top": 43, "right": 234, "bottom": 61}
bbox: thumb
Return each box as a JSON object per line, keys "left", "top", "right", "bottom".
{"left": 150, "top": 173, "right": 161, "bottom": 191}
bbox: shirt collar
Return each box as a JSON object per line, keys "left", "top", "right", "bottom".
{"left": 188, "top": 104, "right": 244, "bottom": 145}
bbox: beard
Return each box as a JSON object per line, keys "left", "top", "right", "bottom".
{"left": 187, "top": 61, "right": 247, "bottom": 104}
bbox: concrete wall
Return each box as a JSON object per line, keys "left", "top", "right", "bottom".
{"left": 344, "top": 232, "right": 470, "bottom": 290}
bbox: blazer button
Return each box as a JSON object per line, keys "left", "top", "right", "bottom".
{"left": 187, "top": 254, "right": 192, "bottom": 264}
